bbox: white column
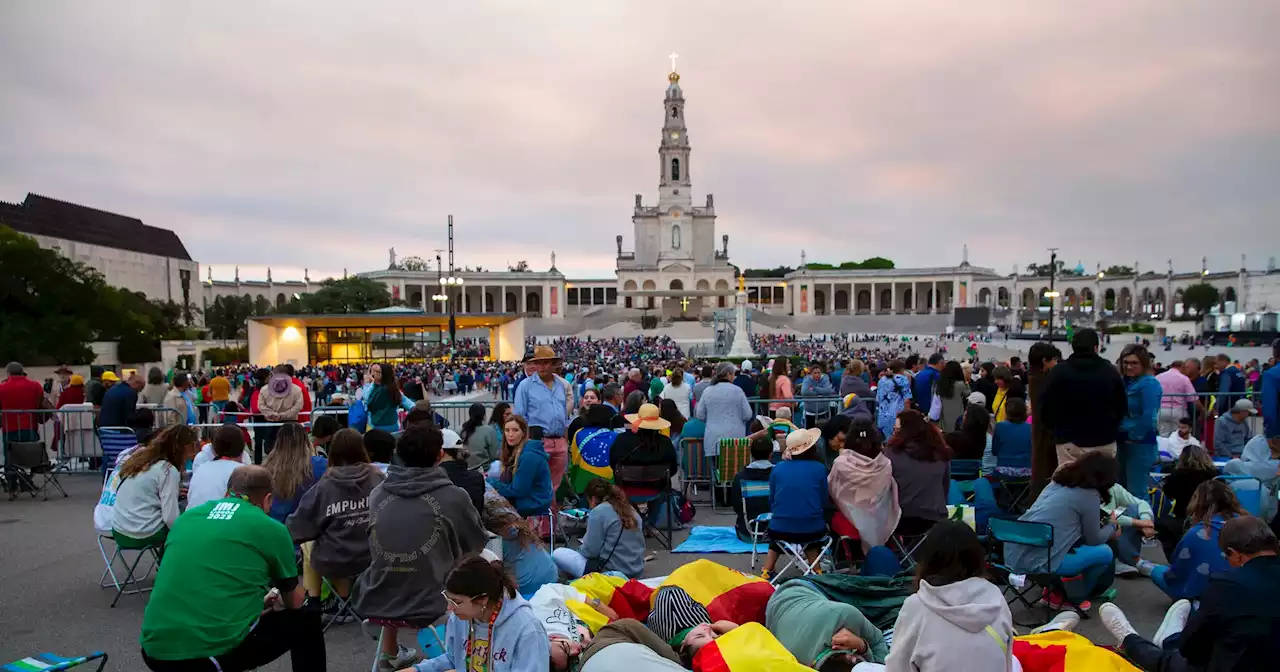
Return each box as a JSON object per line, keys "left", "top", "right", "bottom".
{"left": 932, "top": 280, "right": 938, "bottom": 314}
{"left": 870, "top": 283, "right": 878, "bottom": 313}
{"left": 519, "top": 285, "right": 526, "bottom": 314}
{"left": 398, "top": 279, "right": 406, "bottom": 303}
{"left": 889, "top": 282, "right": 897, "bottom": 311}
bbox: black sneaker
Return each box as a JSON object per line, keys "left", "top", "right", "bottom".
{"left": 320, "top": 597, "right": 355, "bottom": 625}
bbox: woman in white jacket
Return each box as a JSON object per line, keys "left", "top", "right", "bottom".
{"left": 886, "top": 520, "right": 1016, "bottom": 672}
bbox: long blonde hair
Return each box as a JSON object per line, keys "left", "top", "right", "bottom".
{"left": 500, "top": 415, "right": 529, "bottom": 482}
{"left": 261, "top": 422, "right": 315, "bottom": 500}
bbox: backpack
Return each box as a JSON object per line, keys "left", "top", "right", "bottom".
{"left": 347, "top": 398, "right": 368, "bottom": 431}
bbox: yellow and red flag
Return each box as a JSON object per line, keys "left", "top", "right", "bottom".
{"left": 692, "top": 622, "right": 812, "bottom": 672}
{"left": 568, "top": 573, "right": 655, "bottom": 626}
{"left": 1014, "top": 631, "right": 1140, "bottom": 672}
{"left": 657, "top": 559, "right": 775, "bottom": 625}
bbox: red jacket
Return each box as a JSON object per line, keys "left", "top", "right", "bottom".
{"left": 0, "top": 375, "right": 48, "bottom": 432}
{"left": 57, "top": 385, "right": 86, "bottom": 408}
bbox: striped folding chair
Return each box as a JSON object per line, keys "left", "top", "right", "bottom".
{"left": 712, "top": 438, "right": 751, "bottom": 511}
{"left": 678, "top": 438, "right": 712, "bottom": 502}
{"left": 96, "top": 427, "right": 138, "bottom": 475}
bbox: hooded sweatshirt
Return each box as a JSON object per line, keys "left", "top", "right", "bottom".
{"left": 260, "top": 372, "right": 302, "bottom": 421}
{"left": 1224, "top": 435, "right": 1280, "bottom": 521}
{"left": 885, "top": 577, "right": 1014, "bottom": 672}
{"left": 492, "top": 440, "right": 553, "bottom": 516}
{"left": 286, "top": 463, "right": 385, "bottom": 577}
{"left": 766, "top": 581, "right": 888, "bottom": 666}
{"left": 353, "top": 465, "right": 488, "bottom": 623}
{"left": 829, "top": 450, "right": 901, "bottom": 551}
{"left": 415, "top": 593, "right": 551, "bottom": 672}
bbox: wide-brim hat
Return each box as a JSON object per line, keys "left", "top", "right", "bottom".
{"left": 54, "top": 364, "right": 74, "bottom": 374}
{"left": 528, "top": 345, "right": 561, "bottom": 362}
{"left": 625, "top": 403, "right": 671, "bottom": 431}
{"left": 783, "top": 428, "right": 822, "bottom": 459}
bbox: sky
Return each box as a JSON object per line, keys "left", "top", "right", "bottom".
{"left": 2, "top": 1, "right": 1278, "bottom": 283}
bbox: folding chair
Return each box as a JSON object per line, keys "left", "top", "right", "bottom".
{"left": 985, "top": 516, "right": 1087, "bottom": 628}
{"left": 740, "top": 480, "right": 771, "bottom": 569}
{"left": 950, "top": 459, "right": 983, "bottom": 481}
{"left": 771, "top": 535, "right": 834, "bottom": 585}
{"left": 988, "top": 474, "right": 1033, "bottom": 514}
{"left": 96, "top": 427, "right": 139, "bottom": 474}
{"left": 3, "top": 651, "right": 107, "bottom": 672}
{"left": 6, "top": 441, "right": 66, "bottom": 501}
{"left": 362, "top": 617, "right": 436, "bottom": 672}
{"left": 615, "top": 464, "right": 676, "bottom": 550}
{"left": 890, "top": 529, "right": 930, "bottom": 570}
{"left": 678, "top": 438, "right": 712, "bottom": 503}
{"left": 1216, "top": 474, "right": 1262, "bottom": 517}
{"left": 711, "top": 438, "right": 751, "bottom": 511}
{"left": 107, "top": 537, "right": 163, "bottom": 607}
{"left": 527, "top": 508, "right": 558, "bottom": 552}
{"left": 321, "top": 575, "right": 361, "bottom": 632}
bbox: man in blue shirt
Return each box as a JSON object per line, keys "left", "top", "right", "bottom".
{"left": 913, "top": 354, "right": 943, "bottom": 420}
{"left": 1261, "top": 339, "right": 1280, "bottom": 439}
{"left": 514, "top": 345, "right": 570, "bottom": 502}
{"left": 99, "top": 372, "right": 141, "bottom": 427}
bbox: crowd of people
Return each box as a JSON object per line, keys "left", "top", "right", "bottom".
{"left": 2, "top": 329, "right": 1279, "bottom": 671}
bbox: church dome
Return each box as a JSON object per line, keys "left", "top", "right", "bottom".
{"left": 1073, "top": 261, "right": 1085, "bottom": 274}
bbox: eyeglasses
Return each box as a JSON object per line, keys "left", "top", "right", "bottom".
{"left": 441, "top": 591, "right": 484, "bottom": 609}
{"left": 1122, "top": 359, "right": 1142, "bottom": 367}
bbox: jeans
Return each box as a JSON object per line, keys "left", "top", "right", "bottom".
{"left": 1119, "top": 441, "right": 1158, "bottom": 498}
{"left": 142, "top": 607, "right": 325, "bottom": 672}
{"left": 1056, "top": 543, "right": 1114, "bottom": 604}
{"left": 1122, "top": 633, "right": 1194, "bottom": 672}
{"left": 1111, "top": 504, "right": 1146, "bottom": 565}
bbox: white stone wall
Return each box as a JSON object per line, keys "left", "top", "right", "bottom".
{"left": 29, "top": 233, "right": 198, "bottom": 305}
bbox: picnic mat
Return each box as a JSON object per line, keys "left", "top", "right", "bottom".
{"left": 672, "top": 526, "right": 756, "bottom": 554}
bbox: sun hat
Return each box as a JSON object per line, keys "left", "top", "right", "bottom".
{"left": 1231, "top": 399, "right": 1258, "bottom": 415}
{"left": 741, "top": 360, "right": 754, "bottom": 372}
{"left": 70, "top": 374, "right": 84, "bottom": 386}
{"left": 54, "top": 364, "right": 73, "bottom": 375}
{"left": 101, "top": 371, "right": 120, "bottom": 382}
{"left": 625, "top": 403, "right": 671, "bottom": 431}
{"left": 966, "top": 391, "right": 986, "bottom": 406}
{"left": 783, "top": 428, "right": 822, "bottom": 459}
{"left": 528, "top": 345, "right": 561, "bottom": 362}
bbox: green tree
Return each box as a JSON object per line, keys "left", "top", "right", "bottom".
{"left": 742, "top": 266, "right": 793, "bottom": 278}
{"left": 299, "top": 276, "right": 391, "bottom": 313}
{"left": 0, "top": 226, "right": 108, "bottom": 363}
{"left": 1025, "top": 260, "right": 1067, "bottom": 277}
{"left": 1181, "top": 283, "right": 1220, "bottom": 315}
{"left": 842, "top": 257, "right": 895, "bottom": 270}
{"left": 400, "top": 256, "right": 430, "bottom": 271}
{"left": 204, "top": 295, "right": 254, "bottom": 340}
{"left": 1104, "top": 265, "right": 1135, "bottom": 276}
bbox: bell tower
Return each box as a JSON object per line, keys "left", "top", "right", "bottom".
{"left": 658, "top": 53, "right": 692, "bottom": 211}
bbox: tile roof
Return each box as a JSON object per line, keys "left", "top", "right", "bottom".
{"left": 0, "top": 193, "right": 192, "bottom": 261}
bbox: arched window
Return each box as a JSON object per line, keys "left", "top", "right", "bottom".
{"left": 671, "top": 106, "right": 678, "bottom": 118}
{"left": 671, "top": 224, "right": 681, "bottom": 249}
{"left": 671, "top": 158, "right": 680, "bottom": 181}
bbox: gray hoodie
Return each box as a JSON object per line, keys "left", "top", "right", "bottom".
{"left": 353, "top": 464, "right": 488, "bottom": 623}
{"left": 885, "top": 577, "right": 1014, "bottom": 672}
{"left": 286, "top": 463, "right": 385, "bottom": 577}
{"left": 417, "top": 593, "right": 550, "bottom": 672}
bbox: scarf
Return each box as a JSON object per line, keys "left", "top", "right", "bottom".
{"left": 828, "top": 450, "right": 901, "bottom": 551}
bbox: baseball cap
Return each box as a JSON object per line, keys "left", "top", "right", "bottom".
{"left": 102, "top": 371, "right": 120, "bottom": 382}
{"left": 1231, "top": 399, "right": 1258, "bottom": 415}
{"left": 441, "top": 428, "right": 463, "bottom": 448}
{"left": 967, "top": 391, "right": 987, "bottom": 406}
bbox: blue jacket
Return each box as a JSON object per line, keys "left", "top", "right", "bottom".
{"left": 490, "top": 440, "right": 553, "bottom": 516}
{"left": 768, "top": 458, "right": 828, "bottom": 534}
{"left": 1162, "top": 515, "right": 1236, "bottom": 600}
{"left": 1217, "top": 365, "right": 1247, "bottom": 414}
{"left": 99, "top": 383, "right": 138, "bottom": 428}
{"left": 1262, "top": 365, "right": 1279, "bottom": 439}
{"left": 912, "top": 367, "right": 940, "bottom": 418}
{"left": 991, "top": 421, "right": 1033, "bottom": 469}
{"left": 1120, "top": 375, "right": 1162, "bottom": 444}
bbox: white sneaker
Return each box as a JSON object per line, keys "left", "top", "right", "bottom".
{"left": 1114, "top": 561, "right": 1140, "bottom": 577}
{"left": 1153, "top": 599, "right": 1192, "bottom": 648}
{"left": 375, "top": 645, "right": 420, "bottom": 672}
{"left": 1099, "top": 603, "right": 1137, "bottom": 647}
{"left": 1030, "top": 610, "right": 1081, "bottom": 635}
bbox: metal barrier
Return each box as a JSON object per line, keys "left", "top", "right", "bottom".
{"left": 1, "top": 406, "right": 182, "bottom": 474}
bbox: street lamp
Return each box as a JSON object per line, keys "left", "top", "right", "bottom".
{"left": 1045, "top": 248, "right": 1059, "bottom": 341}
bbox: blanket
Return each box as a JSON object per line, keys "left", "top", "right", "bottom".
{"left": 784, "top": 573, "right": 914, "bottom": 631}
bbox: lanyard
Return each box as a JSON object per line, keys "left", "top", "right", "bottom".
{"left": 465, "top": 597, "right": 502, "bottom": 671}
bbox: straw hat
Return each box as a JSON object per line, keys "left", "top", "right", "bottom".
{"left": 528, "top": 345, "right": 561, "bottom": 362}
{"left": 54, "top": 364, "right": 73, "bottom": 375}
{"left": 625, "top": 403, "right": 671, "bottom": 431}
{"left": 783, "top": 428, "right": 822, "bottom": 459}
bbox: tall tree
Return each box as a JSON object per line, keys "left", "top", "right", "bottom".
{"left": 1181, "top": 283, "right": 1220, "bottom": 315}
{"left": 400, "top": 256, "right": 430, "bottom": 271}
{"left": 299, "top": 276, "right": 392, "bottom": 313}
{"left": 1104, "top": 265, "right": 1135, "bottom": 276}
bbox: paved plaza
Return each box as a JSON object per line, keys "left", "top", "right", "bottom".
{"left": 1, "top": 471, "right": 1176, "bottom": 670}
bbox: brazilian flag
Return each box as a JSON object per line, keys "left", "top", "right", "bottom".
{"left": 568, "top": 427, "right": 617, "bottom": 494}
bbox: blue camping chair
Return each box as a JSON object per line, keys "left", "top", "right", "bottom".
{"left": 950, "top": 459, "right": 983, "bottom": 481}
{"left": 741, "top": 480, "right": 771, "bottom": 569}
{"left": 985, "top": 516, "right": 1089, "bottom": 628}
{"left": 96, "top": 427, "right": 138, "bottom": 474}
{"left": 1216, "top": 474, "right": 1263, "bottom": 517}
{"left": 4, "top": 651, "right": 107, "bottom": 672}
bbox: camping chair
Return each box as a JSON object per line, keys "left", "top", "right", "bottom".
{"left": 362, "top": 617, "right": 442, "bottom": 672}
{"left": 321, "top": 575, "right": 361, "bottom": 633}
{"left": 988, "top": 473, "right": 1034, "bottom": 514}
{"left": 96, "top": 427, "right": 138, "bottom": 474}
{"left": 889, "top": 524, "right": 932, "bottom": 570}
{"left": 5, "top": 441, "right": 65, "bottom": 501}
{"left": 741, "top": 480, "right": 771, "bottom": 569}
{"left": 3, "top": 651, "right": 107, "bottom": 672}
{"left": 985, "top": 516, "right": 1087, "bottom": 628}
{"left": 950, "top": 459, "right": 983, "bottom": 481}
{"left": 712, "top": 438, "right": 751, "bottom": 511}
{"left": 678, "top": 438, "right": 713, "bottom": 503}
{"left": 107, "top": 535, "right": 163, "bottom": 608}
{"left": 616, "top": 464, "right": 676, "bottom": 550}
{"left": 770, "top": 534, "right": 834, "bottom": 585}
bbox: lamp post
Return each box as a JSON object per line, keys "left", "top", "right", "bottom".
{"left": 1045, "top": 248, "right": 1059, "bottom": 341}
{"left": 444, "top": 215, "right": 461, "bottom": 347}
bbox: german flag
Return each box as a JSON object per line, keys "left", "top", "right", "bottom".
{"left": 692, "top": 622, "right": 812, "bottom": 672}
{"left": 656, "top": 559, "right": 775, "bottom": 626}
{"left": 567, "top": 426, "right": 616, "bottom": 493}
{"left": 1014, "top": 631, "right": 1140, "bottom": 671}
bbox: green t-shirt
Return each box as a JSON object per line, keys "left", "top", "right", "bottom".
{"left": 140, "top": 497, "right": 297, "bottom": 660}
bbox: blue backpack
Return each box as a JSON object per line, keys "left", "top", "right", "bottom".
{"left": 347, "top": 398, "right": 368, "bottom": 430}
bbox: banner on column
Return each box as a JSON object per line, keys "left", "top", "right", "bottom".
{"left": 800, "top": 285, "right": 808, "bottom": 313}
{"left": 959, "top": 281, "right": 967, "bottom": 307}
{"left": 392, "top": 285, "right": 401, "bottom": 300}
{"left": 550, "top": 287, "right": 559, "bottom": 315}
